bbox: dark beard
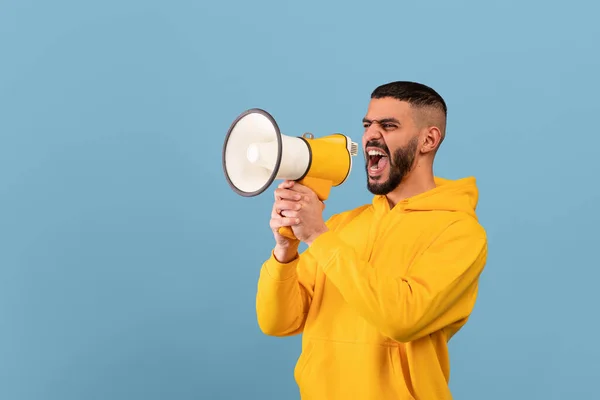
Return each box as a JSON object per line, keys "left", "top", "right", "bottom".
{"left": 366, "top": 136, "right": 418, "bottom": 195}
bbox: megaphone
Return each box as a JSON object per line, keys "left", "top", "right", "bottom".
{"left": 222, "top": 108, "right": 359, "bottom": 240}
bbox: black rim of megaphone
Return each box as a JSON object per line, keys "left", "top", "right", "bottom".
{"left": 222, "top": 108, "right": 283, "bottom": 197}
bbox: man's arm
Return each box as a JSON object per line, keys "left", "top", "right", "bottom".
{"left": 307, "top": 218, "right": 488, "bottom": 343}
{"left": 255, "top": 247, "right": 316, "bottom": 337}
{"left": 255, "top": 214, "right": 343, "bottom": 337}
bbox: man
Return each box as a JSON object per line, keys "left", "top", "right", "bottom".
{"left": 255, "top": 81, "right": 488, "bottom": 399}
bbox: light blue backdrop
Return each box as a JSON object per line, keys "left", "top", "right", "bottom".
{"left": 1, "top": 0, "right": 599, "bottom": 399}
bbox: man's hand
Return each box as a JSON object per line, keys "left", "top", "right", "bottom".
{"left": 276, "top": 180, "right": 328, "bottom": 245}
{"left": 270, "top": 181, "right": 301, "bottom": 263}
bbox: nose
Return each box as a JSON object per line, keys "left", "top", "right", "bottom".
{"left": 363, "top": 122, "right": 383, "bottom": 143}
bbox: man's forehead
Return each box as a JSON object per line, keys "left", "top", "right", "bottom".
{"left": 365, "top": 98, "right": 412, "bottom": 119}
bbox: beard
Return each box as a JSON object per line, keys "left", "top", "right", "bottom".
{"left": 365, "top": 136, "right": 419, "bottom": 195}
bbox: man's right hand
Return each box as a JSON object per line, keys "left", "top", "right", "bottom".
{"left": 270, "top": 180, "right": 302, "bottom": 263}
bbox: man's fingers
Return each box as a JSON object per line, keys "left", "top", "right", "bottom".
{"left": 270, "top": 216, "right": 300, "bottom": 229}
{"left": 272, "top": 200, "right": 301, "bottom": 217}
{"left": 279, "top": 209, "right": 299, "bottom": 218}
{"left": 274, "top": 187, "right": 302, "bottom": 201}
{"left": 276, "top": 199, "right": 301, "bottom": 211}
{"left": 278, "top": 180, "right": 295, "bottom": 189}
{"left": 285, "top": 182, "right": 313, "bottom": 195}
{"left": 282, "top": 183, "right": 318, "bottom": 203}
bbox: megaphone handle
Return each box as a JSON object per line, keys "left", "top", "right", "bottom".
{"left": 278, "top": 226, "right": 298, "bottom": 240}
{"left": 297, "top": 176, "right": 332, "bottom": 202}
{"left": 276, "top": 176, "right": 333, "bottom": 241}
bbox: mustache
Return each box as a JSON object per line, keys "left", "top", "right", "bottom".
{"left": 365, "top": 140, "right": 390, "bottom": 156}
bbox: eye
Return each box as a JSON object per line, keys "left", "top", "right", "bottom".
{"left": 382, "top": 123, "right": 396, "bottom": 130}
{"left": 362, "top": 122, "right": 371, "bottom": 129}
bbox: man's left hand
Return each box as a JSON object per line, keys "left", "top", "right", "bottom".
{"left": 278, "top": 180, "right": 329, "bottom": 245}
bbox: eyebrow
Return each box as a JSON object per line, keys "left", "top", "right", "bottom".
{"left": 362, "top": 117, "right": 401, "bottom": 125}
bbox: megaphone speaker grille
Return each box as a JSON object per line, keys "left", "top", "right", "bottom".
{"left": 222, "top": 108, "right": 283, "bottom": 197}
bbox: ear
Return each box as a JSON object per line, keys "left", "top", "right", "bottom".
{"left": 420, "top": 126, "right": 443, "bottom": 154}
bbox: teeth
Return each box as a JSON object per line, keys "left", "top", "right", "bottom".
{"left": 367, "top": 150, "right": 386, "bottom": 156}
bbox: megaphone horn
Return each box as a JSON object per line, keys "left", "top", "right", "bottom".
{"left": 222, "top": 108, "right": 358, "bottom": 240}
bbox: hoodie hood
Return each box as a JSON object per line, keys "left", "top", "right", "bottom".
{"left": 372, "top": 176, "right": 480, "bottom": 218}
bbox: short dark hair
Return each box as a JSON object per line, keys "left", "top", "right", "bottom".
{"left": 371, "top": 81, "right": 447, "bottom": 116}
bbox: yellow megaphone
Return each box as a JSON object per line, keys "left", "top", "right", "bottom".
{"left": 222, "top": 108, "right": 358, "bottom": 240}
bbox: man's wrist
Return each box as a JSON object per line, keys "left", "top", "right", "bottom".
{"left": 305, "top": 225, "right": 329, "bottom": 246}
{"left": 273, "top": 243, "right": 299, "bottom": 264}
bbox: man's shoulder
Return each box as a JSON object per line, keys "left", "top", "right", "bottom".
{"left": 403, "top": 210, "right": 487, "bottom": 254}
{"left": 449, "top": 213, "right": 487, "bottom": 238}
{"left": 431, "top": 213, "right": 487, "bottom": 250}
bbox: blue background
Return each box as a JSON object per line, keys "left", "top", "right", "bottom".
{"left": 1, "top": 0, "right": 599, "bottom": 398}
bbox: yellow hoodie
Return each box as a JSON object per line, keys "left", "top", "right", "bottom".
{"left": 256, "top": 177, "right": 488, "bottom": 400}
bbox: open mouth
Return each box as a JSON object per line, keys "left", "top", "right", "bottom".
{"left": 367, "top": 149, "right": 389, "bottom": 176}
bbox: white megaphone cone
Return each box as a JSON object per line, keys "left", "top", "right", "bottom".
{"left": 222, "top": 108, "right": 358, "bottom": 239}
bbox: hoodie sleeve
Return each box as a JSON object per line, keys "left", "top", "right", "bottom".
{"left": 308, "top": 218, "right": 488, "bottom": 343}
{"left": 255, "top": 249, "right": 316, "bottom": 337}
{"left": 255, "top": 214, "right": 343, "bottom": 337}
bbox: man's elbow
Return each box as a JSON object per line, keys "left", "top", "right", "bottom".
{"left": 257, "top": 321, "right": 286, "bottom": 337}
{"left": 256, "top": 315, "right": 279, "bottom": 336}
{"left": 256, "top": 315, "right": 305, "bottom": 337}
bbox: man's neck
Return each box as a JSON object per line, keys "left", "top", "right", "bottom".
{"left": 385, "top": 165, "right": 436, "bottom": 208}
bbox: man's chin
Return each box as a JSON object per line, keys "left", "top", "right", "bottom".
{"left": 366, "top": 165, "right": 394, "bottom": 193}
{"left": 367, "top": 178, "right": 392, "bottom": 195}
{"left": 367, "top": 170, "right": 388, "bottom": 183}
